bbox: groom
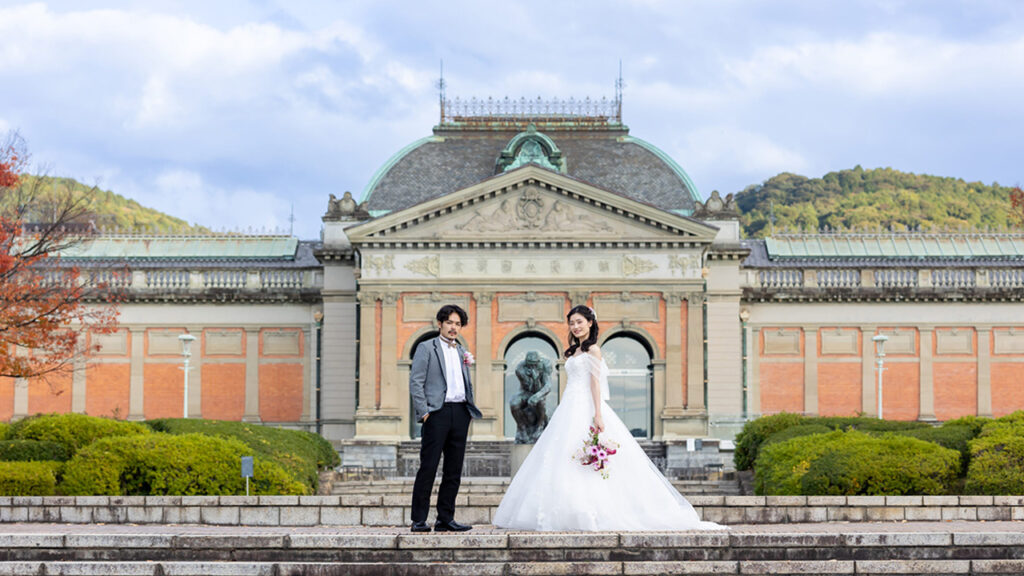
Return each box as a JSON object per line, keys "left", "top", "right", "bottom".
{"left": 409, "top": 304, "right": 482, "bottom": 532}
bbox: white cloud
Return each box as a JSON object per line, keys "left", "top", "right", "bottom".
{"left": 674, "top": 126, "right": 810, "bottom": 189}
{"left": 725, "top": 32, "right": 1024, "bottom": 98}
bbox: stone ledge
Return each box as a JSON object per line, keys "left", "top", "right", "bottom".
{"left": 0, "top": 498, "right": 1022, "bottom": 527}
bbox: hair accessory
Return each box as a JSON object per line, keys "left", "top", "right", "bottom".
{"left": 587, "top": 306, "right": 596, "bottom": 319}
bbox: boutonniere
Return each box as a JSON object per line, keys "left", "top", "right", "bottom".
{"left": 462, "top": 351, "right": 475, "bottom": 366}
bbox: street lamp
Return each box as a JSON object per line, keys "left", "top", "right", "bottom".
{"left": 872, "top": 334, "right": 889, "bottom": 420}
{"left": 178, "top": 333, "right": 197, "bottom": 418}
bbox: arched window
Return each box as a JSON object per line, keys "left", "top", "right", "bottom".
{"left": 409, "top": 330, "right": 439, "bottom": 439}
{"left": 602, "top": 335, "right": 653, "bottom": 438}
{"left": 503, "top": 334, "right": 560, "bottom": 439}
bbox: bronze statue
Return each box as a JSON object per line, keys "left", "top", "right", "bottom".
{"left": 509, "top": 351, "right": 553, "bottom": 443}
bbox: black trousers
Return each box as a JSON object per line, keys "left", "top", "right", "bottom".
{"left": 411, "top": 402, "right": 471, "bottom": 523}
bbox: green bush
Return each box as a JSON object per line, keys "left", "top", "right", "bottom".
{"left": 893, "top": 425, "right": 977, "bottom": 473}
{"left": 0, "top": 421, "right": 9, "bottom": 441}
{"left": 0, "top": 461, "right": 60, "bottom": 496}
{"left": 996, "top": 410, "right": 1024, "bottom": 425}
{"left": 61, "top": 433, "right": 306, "bottom": 496}
{"left": 0, "top": 440, "right": 71, "bottom": 462}
{"left": 964, "top": 420, "right": 1024, "bottom": 495}
{"left": 941, "top": 415, "right": 991, "bottom": 436}
{"left": 762, "top": 424, "right": 832, "bottom": 448}
{"left": 734, "top": 413, "right": 807, "bottom": 470}
{"left": 9, "top": 414, "right": 148, "bottom": 455}
{"left": 812, "top": 416, "right": 930, "bottom": 433}
{"left": 798, "top": 433, "right": 959, "bottom": 495}
{"left": 146, "top": 419, "right": 338, "bottom": 491}
{"left": 756, "top": 430, "right": 960, "bottom": 495}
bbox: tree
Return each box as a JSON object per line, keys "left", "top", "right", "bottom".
{"left": 1011, "top": 186, "right": 1024, "bottom": 227}
{"left": 0, "top": 131, "right": 120, "bottom": 380}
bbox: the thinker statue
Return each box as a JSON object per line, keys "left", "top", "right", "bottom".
{"left": 509, "top": 351, "right": 553, "bottom": 444}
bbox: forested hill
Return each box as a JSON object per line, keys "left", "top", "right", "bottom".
{"left": 5, "top": 176, "right": 206, "bottom": 233}
{"left": 734, "top": 166, "right": 1017, "bottom": 238}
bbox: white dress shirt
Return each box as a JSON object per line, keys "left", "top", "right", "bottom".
{"left": 439, "top": 337, "right": 467, "bottom": 402}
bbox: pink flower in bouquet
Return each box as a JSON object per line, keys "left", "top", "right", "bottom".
{"left": 597, "top": 449, "right": 608, "bottom": 460}
{"left": 588, "top": 445, "right": 600, "bottom": 456}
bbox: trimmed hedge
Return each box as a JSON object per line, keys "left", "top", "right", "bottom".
{"left": 146, "top": 419, "right": 338, "bottom": 491}
{"left": 756, "top": 430, "right": 960, "bottom": 495}
{"left": 964, "top": 418, "right": 1024, "bottom": 495}
{"left": 9, "top": 414, "right": 149, "bottom": 455}
{"left": 893, "top": 424, "right": 977, "bottom": 473}
{"left": 0, "top": 440, "right": 71, "bottom": 462}
{"left": 734, "top": 413, "right": 807, "bottom": 470}
{"left": 61, "top": 433, "right": 306, "bottom": 496}
{"left": 762, "top": 424, "right": 832, "bottom": 448}
{"left": 0, "top": 461, "right": 60, "bottom": 496}
{"left": 736, "top": 414, "right": 936, "bottom": 471}
{"left": 0, "top": 422, "right": 9, "bottom": 441}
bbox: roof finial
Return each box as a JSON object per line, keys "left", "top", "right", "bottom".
{"left": 615, "top": 60, "right": 624, "bottom": 123}
{"left": 437, "top": 59, "right": 446, "bottom": 124}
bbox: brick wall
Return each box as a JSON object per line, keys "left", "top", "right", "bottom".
{"left": 85, "top": 364, "right": 130, "bottom": 419}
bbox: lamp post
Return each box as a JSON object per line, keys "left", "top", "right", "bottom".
{"left": 178, "top": 333, "right": 196, "bottom": 418}
{"left": 872, "top": 334, "right": 889, "bottom": 420}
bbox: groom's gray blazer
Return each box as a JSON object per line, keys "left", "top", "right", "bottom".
{"left": 409, "top": 338, "right": 483, "bottom": 423}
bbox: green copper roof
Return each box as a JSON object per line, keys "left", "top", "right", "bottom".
{"left": 61, "top": 236, "right": 299, "bottom": 260}
{"left": 766, "top": 234, "right": 1024, "bottom": 259}
{"left": 622, "top": 136, "right": 701, "bottom": 204}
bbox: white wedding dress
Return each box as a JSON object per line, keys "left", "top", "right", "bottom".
{"left": 494, "top": 352, "right": 725, "bottom": 531}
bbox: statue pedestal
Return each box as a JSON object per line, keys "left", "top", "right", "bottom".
{"left": 510, "top": 443, "right": 534, "bottom": 477}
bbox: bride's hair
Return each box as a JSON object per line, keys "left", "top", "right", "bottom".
{"left": 564, "top": 305, "right": 599, "bottom": 358}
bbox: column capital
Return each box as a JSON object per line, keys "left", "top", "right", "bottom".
{"left": 473, "top": 291, "right": 495, "bottom": 305}
{"left": 569, "top": 291, "right": 590, "bottom": 307}
{"left": 356, "top": 291, "right": 379, "bottom": 304}
{"left": 663, "top": 291, "right": 685, "bottom": 306}
{"left": 381, "top": 292, "right": 399, "bottom": 306}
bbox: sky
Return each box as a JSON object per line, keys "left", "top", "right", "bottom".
{"left": 1, "top": 1, "right": 1022, "bottom": 239}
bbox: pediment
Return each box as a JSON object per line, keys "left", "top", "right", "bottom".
{"left": 346, "top": 166, "right": 717, "bottom": 245}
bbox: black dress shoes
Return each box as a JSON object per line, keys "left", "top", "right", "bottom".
{"left": 434, "top": 519, "right": 472, "bottom": 532}
{"left": 410, "top": 521, "right": 431, "bottom": 532}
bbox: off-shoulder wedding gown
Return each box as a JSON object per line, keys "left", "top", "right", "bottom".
{"left": 494, "top": 352, "right": 725, "bottom": 531}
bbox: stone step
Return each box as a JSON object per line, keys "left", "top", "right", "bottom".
{"left": 0, "top": 523, "right": 1022, "bottom": 575}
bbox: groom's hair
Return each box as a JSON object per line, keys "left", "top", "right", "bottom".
{"left": 436, "top": 304, "right": 469, "bottom": 326}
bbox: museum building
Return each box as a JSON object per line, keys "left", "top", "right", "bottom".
{"left": 3, "top": 97, "right": 1023, "bottom": 466}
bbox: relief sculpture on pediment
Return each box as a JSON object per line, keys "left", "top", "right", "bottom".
{"left": 454, "top": 192, "right": 616, "bottom": 236}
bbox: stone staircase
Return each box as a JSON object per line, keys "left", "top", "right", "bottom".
{"left": 1, "top": 523, "right": 1022, "bottom": 575}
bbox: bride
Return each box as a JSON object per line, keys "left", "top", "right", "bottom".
{"left": 493, "top": 305, "right": 725, "bottom": 531}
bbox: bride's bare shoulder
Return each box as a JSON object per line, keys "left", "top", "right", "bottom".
{"left": 585, "top": 345, "right": 602, "bottom": 360}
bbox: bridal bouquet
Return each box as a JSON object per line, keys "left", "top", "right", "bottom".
{"left": 572, "top": 425, "right": 618, "bottom": 479}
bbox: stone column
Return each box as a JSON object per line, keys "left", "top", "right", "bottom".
{"left": 242, "top": 328, "right": 261, "bottom": 423}
{"left": 685, "top": 295, "right": 705, "bottom": 411}
{"left": 187, "top": 327, "right": 202, "bottom": 419}
{"left": 661, "top": 292, "right": 693, "bottom": 438}
{"left": 301, "top": 325, "right": 313, "bottom": 424}
{"left": 861, "top": 326, "right": 877, "bottom": 416}
{"left": 356, "top": 292, "right": 378, "bottom": 414}
{"left": 919, "top": 328, "right": 936, "bottom": 421}
{"left": 128, "top": 328, "right": 146, "bottom": 421}
{"left": 472, "top": 291, "right": 500, "bottom": 439}
{"left": 71, "top": 344, "right": 87, "bottom": 414}
{"left": 977, "top": 327, "right": 993, "bottom": 418}
{"left": 749, "top": 327, "right": 761, "bottom": 416}
{"left": 804, "top": 328, "right": 819, "bottom": 416}
{"left": 377, "top": 292, "right": 402, "bottom": 428}
{"left": 12, "top": 378, "right": 28, "bottom": 421}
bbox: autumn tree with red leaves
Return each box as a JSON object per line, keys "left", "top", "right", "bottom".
{"left": 0, "top": 131, "right": 119, "bottom": 380}
{"left": 1011, "top": 186, "right": 1024, "bottom": 228}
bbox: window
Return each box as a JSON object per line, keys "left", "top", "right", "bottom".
{"left": 603, "top": 335, "right": 653, "bottom": 438}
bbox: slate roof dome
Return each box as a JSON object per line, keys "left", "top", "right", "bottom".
{"left": 361, "top": 97, "right": 701, "bottom": 216}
